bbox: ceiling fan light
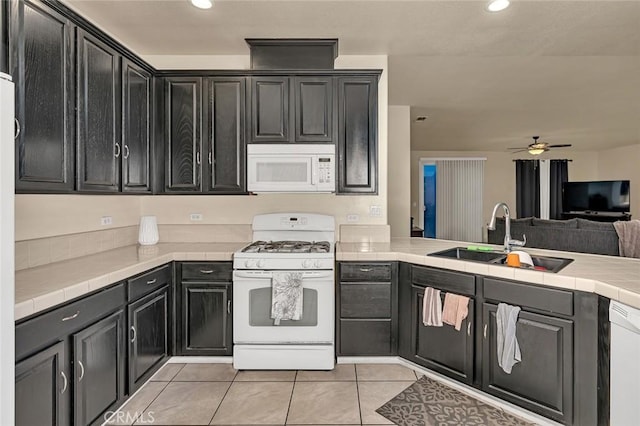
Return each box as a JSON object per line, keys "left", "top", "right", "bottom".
{"left": 528, "top": 148, "right": 545, "bottom": 155}
{"left": 191, "top": 0, "right": 213, "bottom": 9}
{"left": 487, "top": 0, "right": 510, "bottom": 12}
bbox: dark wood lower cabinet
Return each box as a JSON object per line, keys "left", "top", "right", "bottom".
{"left": 73, "top": 310, "right": 126, "bottom": 426}
{"left": 128, "top": 286, "right": 169, "bottom": 393}
{"left": 15, "top": 341, "right": 68, "bottom": 426}
{"left": 180, "top": 283, "right": 232, "bottom": 355}
{"left": 410, "top": 286, "right": 474, "bottom": 385}
{"left": 482, "top": 303, "right": 573, "bottom": 425}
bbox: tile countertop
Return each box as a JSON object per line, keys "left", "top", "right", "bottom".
{"left": 15, "top": 242, "right": 246, "bottom": 321}
{"left": 337, "top": 237, "right": 640, "bottom": 309}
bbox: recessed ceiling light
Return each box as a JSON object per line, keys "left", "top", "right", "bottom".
{"left": 191, "top": 0, "right": 213, "bottom": 9}
{"left": 415, "top": 116, "right": 428, "bottom": 122}
{"left": 486, "top": 0, "right": 510, "bottom": 12}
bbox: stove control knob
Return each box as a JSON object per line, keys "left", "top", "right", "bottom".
{"left": 313, "top": 260, "right": 322, "bottom": 268}
{"left": 302, "top": 259, "right": 312, "bottom": 269}
{"left": 256, "top": 260, "right": 264, "bottom": 268}
{"left": 244, "top": 260, "right": 255, "bottom": 268}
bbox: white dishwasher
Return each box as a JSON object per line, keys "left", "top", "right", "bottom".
{"left": 610, "top": 300, "right": 640, "bottom": 425}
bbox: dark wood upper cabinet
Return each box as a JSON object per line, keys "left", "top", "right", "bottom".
{"left": 76, "top": 29, "right": 121, "bottom": 192}
{"left": 294, "top": 76, "right": 333, "bottom": 143}
{"left": 13, "top": 0, "right": 75, "bottom": 192}
{"left": 122, "top": 59, "right": 152, "bottom": 193}
{"left": 250, "top": 76, "right": 289, "bottom": 143}
{"left": 206, "top": 77, "right": 246, "bottom": 193}
{"left": 165, "top": 77, "right": 201, "bottom": 192}
{"left": 337, "top": 75, "right": 378, "bottom": 194}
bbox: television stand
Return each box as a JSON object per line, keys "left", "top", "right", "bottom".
{"left": 562, "top": 211, "right": 632, "bottom": 222}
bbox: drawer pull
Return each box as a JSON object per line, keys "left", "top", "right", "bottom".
{"left": 200, "top": 269, "right": 214, "bottom": 274}
{"left": 146, "top": 278, "right": 157, "bottom": 285}
{"left": 359, "top": 268, "right": 372, "bottom": 272}
{"left": 467, "top": 322, "right": 471, "bottom": 336}
{"left": 60, "top": 371, "right": 68, "bottom": 394}
{"left": 227, "top": 300, "right": 231, "bottom": 315}
{"left": 130, "top": 326, "right": 137, "bottom": 343}
{"left": 62, "top": 311, "right": 80, "bottom": 322}
{"left": 78, "top": 360, "right": 85, "bottom": 382}
{"left": 483, "top": 324, "right": 487, "bottom": 339}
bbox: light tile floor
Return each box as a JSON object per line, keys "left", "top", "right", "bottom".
{"left": 106, "top": 363, "right": 418, "bottom": 425}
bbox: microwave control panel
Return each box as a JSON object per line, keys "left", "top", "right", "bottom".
{"left": 316, "top": 156, "right": 335, "bottom": 191}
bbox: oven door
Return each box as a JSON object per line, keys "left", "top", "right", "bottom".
{"left": 233, "top": 270, "right": 334, "bottom": 344}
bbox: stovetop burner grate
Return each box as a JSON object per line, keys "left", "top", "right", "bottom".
{"left": 241, "top": 240, "right": 331, "bottom": 254}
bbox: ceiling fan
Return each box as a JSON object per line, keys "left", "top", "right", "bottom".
{"left": 508, "top": 136, "right": 572, "bottom": 155}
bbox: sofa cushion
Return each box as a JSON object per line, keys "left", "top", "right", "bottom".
{"left": 495, "top": 217, "right": 533, "bottom": 225}
{"left": 532, "top": 218, "right": 578, "bottom": 228}
{"left": 576, "top": 218, "right": 615, "bottom": 231}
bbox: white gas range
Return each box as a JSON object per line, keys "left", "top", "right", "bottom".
{"left": 232, "top": 213, "right": 335, "bottom": 370}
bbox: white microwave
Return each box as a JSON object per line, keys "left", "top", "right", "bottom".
{"left": 247, "top": 144, "right": 335, "bottom": 193}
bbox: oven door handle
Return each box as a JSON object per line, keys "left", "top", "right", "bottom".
{"left": 233, "top": 271, "right": 333, "bottom": 279}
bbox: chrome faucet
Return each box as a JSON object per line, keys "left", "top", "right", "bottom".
{"left": 487, "top": 202, "right": 526, "bottom": 253}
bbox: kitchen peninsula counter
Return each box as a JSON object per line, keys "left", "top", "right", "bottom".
{"left": 15, "top": 242, "right": 246, "bottom": 321}
{"left": 337, "top": 237, "right": 640, "bottom": 308}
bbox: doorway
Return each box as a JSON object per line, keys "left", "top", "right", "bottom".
{"left": 423, "top": 164, "right": 437, "bottom": 238}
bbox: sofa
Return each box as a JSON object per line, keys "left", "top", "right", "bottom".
{"left": 488, "top": 217, "right": 620, "bottom": 256}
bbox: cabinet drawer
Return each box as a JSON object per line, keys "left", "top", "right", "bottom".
{"left": 16, "top": 283, "right": 126, "bottom": 361}
{"left": 128, "top": 264, "right": 172, "bottom": 302}
{"left": 340, "top": 283, "right": 391, "bottom": 318}
{"left": 181, "top": 262, "right": 232, "bottom": 282}
{"left": 411, "top": 265, "right": 475, "bottom": 296}
{"left": 339, "top": 319, "right": 392, "bottom": 355}
{"left": 340, "top": 263, "right": 391, "bottom": 282}
{"left": 483, "top": 278, "right": 573, "bottom": 316}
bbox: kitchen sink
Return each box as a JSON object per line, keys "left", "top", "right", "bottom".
{"left": 428, "top": 247, "right": 506, "bottom": 263}
{"left": 428, "top": 247, "right": 574, "bottom": 273}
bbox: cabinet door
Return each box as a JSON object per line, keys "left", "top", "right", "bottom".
{"left": 76, "top": 29, "right": 121, "bottom": 192}
{"left": 73, "top": 310, "right": 125, "bottom": 426}
{"left": 410, "top": 286, "right": 474, "bottom": 385}
{"left": 294, "top": 76, "right": 333, "bottom": 143}
{"left": 13, "top": 0, "right": 74, "bottom": 192}
{"left": 206, "top": 77, "right": 246, "bottom": 193}
{"left": 128, "top": 287, "right": 169, "bottom": 393}
{"left": 250, "top": 76, "right": 289, "bottom": 143}
{"left": 122, "top": 59, "right": 151, "bottom": 193}
{"left": 180, "top": 283, "right": 232, "bottom": 355}
{"left": 165, "top": 77, "right": 201, "bottom": 192}
{"left": 482, "top": 303, "right": 573, "bottom": 424}
{"left": 15, "top": 341, "right": 68, "bottom": 426}
{"left": 337, "top": 76, "right": 378, "bottom": 194}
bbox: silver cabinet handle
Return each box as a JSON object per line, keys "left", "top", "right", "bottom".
{"left": 62, "top": 311, "right": 79, "bottom": 322}
{"left": 14, "top": 118, "right": 20, "bottom": 139}
{"left": 114, "top": 143, "right": 121, "bottom": 158}
{"left": 200, "top": 269, "right": 214, "bottom": 274}
{"left": 208, "top": 152, "right": 212, "bottom": 165}
{"left": 467, "top": 322, "right": 471, "bottom": 336}
{"left": 78, "top": 360, "right": 85, "bottom": 382}
{"left": 359, "top": 268, "right": 372, "bottom": 272}
{"left": 483, "top": 324, "right": 488, "bottom": 339}
{"left": 196, "top": 152, "right": 201, "bottom": 165}
{"left": 146, "top": 278, "right": 157, "bottom": 285}
{"left": 130, "top": 326, "right": 136, "bottom": 343}
{"left": 60, "top": 371, "right": 68, "bottom": 394}
{"left": 123, "top": 145, "right": 130, "bottom": 159}
{"left": 227, "top": 300, "right": 231, "bottom": 315}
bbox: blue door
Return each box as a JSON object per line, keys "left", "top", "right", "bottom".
{"left": 423, "top": 165, "right": 437, "bottom": 238}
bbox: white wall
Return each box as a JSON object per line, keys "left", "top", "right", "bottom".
{"left": 387, "top": 106, "right": 411, "bottom": 237}
{"left": 597, "top": 144, "right": 640, "bottom": 219}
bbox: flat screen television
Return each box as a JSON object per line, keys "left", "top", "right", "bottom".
{"left": 562, "top": 180, "right": 631, "bottom": 213}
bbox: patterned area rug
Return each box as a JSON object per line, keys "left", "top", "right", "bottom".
{"left": 376, "top": 376, "right": 535, "bottom": 426}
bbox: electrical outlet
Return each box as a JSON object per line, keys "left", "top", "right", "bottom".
{"left": 347, "top": 214, "right": 359, "bottom": 223}
{"left": 100, "top": 216, "right": 112, "bottom": 226}
{"left": 369, "top": 205, "right": 382, "bottom": 217}
{"left": 190, "top": 213, "right": 203, "bottom": 221}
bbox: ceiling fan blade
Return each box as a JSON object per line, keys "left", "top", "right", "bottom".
{"left": 510, "top": 149, "right": 530, "bottom": 154}
{"left": 507, "top": 147, "right": 529, "bottom": 150}
{"left": 548, "top": 144, "right": 572, "bottom": 148}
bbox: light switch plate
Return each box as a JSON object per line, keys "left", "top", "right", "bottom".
{"left": 347, "top": 214, "right": 359, "bottom": 223}
{"left": 100, "top": 216, "right": 112, "bottom": 226}
{"left": 369, "top": 205, "right": 382, "bottom": 217}
{"left": 190, "top": 213, "right": 203, "bottom": 221}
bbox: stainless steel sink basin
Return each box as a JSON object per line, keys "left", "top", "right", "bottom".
{"left": 492, "top": 254, "right": 574, "bottom": 273}
{"left": 428, "top": 247, "right": 574, "bottom": 273}
{"left": 428, "top": 247, "right": 506, "bottom": 263}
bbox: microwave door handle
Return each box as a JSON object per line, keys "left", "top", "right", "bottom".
{"left": 311, "top": 158, "right": 317, "bottom": 186}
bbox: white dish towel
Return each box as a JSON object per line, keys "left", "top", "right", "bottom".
{"left": 496, "top": 302, "right": 522, "bottom": 374}
{"left": 422, "top": 287, "right": 443, "bottom": 327}
{"left": 271, "top": 272, "right": 303, "bottom": 325}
